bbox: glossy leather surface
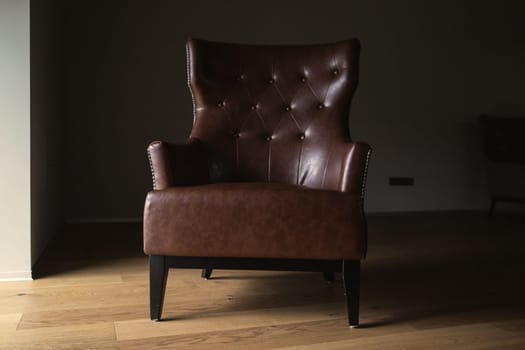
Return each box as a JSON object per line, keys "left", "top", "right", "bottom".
{"left": 144, "top": 39, "right": 371, "bottom": 260}
{"left": 187, "top": 39, "right": 364, "bottom": 190}
{"left": 144, "top": 183, "right": 366, "bottom": 260}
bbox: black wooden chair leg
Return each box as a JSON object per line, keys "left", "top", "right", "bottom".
{"left": 150, "top": 255, "right": 168, "bottom": 321}
{"left": 343, "top": 260, "right": 360, "bottom": 328}
{"left": 201, "top": 268, "right": 213, "bottom": 279}
{"left": 323, "top": 272, "right": 335, "bottom": 283}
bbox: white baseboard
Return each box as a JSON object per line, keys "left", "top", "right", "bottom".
{"left": 0, "top": 270, "right": 33, "bottom": 281}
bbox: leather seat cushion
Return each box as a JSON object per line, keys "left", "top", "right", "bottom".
{"left": 143, "top": 182, "right": 366, "bottom": 260}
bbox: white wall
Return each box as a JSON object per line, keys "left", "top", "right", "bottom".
{"left": 62, "top": 0, "right": 525, "bottom": 219}
{"left": 0, "top": 0, "right": 31, "bottom": 280}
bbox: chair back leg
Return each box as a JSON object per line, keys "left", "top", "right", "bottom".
{"left": 343, "top": 260, "right": 360, "bottom": 328}
{"left": 323, "top": 271, "right": 335, "bottom": 283}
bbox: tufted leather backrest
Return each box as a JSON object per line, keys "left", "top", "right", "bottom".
{"left": 187, "top": 38, "right": 360, "bottom": 190}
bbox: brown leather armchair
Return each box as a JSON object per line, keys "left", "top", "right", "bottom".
{"left": 144, "top": 38, "right": 371, "bottom": 328}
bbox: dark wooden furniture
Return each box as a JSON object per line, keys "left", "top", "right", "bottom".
{"left": 482, "top": 115, "right": 525, "bottom": 214}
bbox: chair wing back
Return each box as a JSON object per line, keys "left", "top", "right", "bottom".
{"left": 187, "top": 39, "right": 360, "bottom": 189}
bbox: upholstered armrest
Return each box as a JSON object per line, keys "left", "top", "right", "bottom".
{"left": 147, "top": 138, "right": 209, "bottom": 189}
{"left": 338, "top": 142, "right": 372, "bottom": 196}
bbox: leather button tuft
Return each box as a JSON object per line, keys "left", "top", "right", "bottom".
{"left": 285, "top": 106, "right": 291, "bottom": 112}
{"left": 268, "top": 78, "right": 275, "bottom": 84}
{"left": 265, "top": 136, "right": 272, "bottom": 141}
{"left": 332, "top": 68, "right": 339, "bottom": 75}
{"left": 299, "top": 133, "right": 305, "bottom": 140}
{"left": 237, "top": 75, "right": 244, "bottom": 81}
{"left": 217, "top": 102, "right": 224, "bottom": 107}
{"left": 300, "top": 77, "right": 307, "bottom": 83}
{"left": 317, "top": 103, "right": 325, "bottom": 110}
{"left": 250, "top": 105, "right": 257, "bottom": 111}
{"left": 232, "top": 131, "right": 240, "bottom": 139}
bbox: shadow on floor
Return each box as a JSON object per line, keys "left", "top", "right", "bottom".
{"left": 32, "top": 222, "right": 144, "bottom": 278}
{"left": 32, "top": 213, "right": 525, "bottom": 328}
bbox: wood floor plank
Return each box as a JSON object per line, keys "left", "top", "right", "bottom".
{"left": 94, "top": 318, "right": 414, "bottom": 350}
{"left": 115, "top": 302, "right": 346, "bottom": 340}
{"left": 272, "top": 323, "right": 525, "bottom": 350}
{"left": 17, "top": 292, "right": 346, "bottom": 329}
{"left": 494, "top": 318, "right": 525, "bottom": 334}
{"left": 17, "top": 305, "right": 148, "bottom": 329}
{"left": 0, "top": 313, "right": 22, "bottom": 333}
{"left": 0, "top": 281, "right": 145, "bottom": 314}
{"left": 0, "top": 322, "right": 116, "bottom": 348}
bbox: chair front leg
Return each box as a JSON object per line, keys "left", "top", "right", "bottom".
{"left": 201, "top": 268, "right": 213, "bottom": 279}
{"left": 150, "top": 255, "right": 168, "bottom": 321}
{"left": 343, "top": 260, "right": 360, "bottom": 328}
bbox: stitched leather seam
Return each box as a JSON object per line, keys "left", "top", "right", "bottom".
{"left": 271, "top": 82, "right": 294, "bottom": 134}
{"left": 320, "top": 57, "right": 345, "bottom": 107}
{"left": 321, "top": 56, "right": 338, "bottom": 101}
{"left": 238, "top": 47, "right": 262, "bottom": 133}
{"left": 221, "top": 104, "right": 235, "bottom": 128}
{"left": 235, "top": 47, "right": 243, "bottom": 175}
{"left": 267, "top": 141, "right": 272, "bottom": 182}
{"left": 296, "top": 141, "right": 303, "bottom": 185}
{"left": 288, "top": 109, "right": 302, "bottom": 131}
{"left": 303, "top": 78, "right": 326, "bottom": 132}
{"left": 252, "top": 108, "right": 269, "bottom": 132}
{"left": 304, "top": 76, "right": 321, "bottom": 101}
{"left": 271, "top": 66, "right": 303, "bottom": 131}
{"left": 237, "top": 48, "right": 272, "bottom": 134}
{"left": 235, "top": 137, "right": 239, "bottom": 171}
{"left": 271, "top": 79, "right": 302, "bottom": 132}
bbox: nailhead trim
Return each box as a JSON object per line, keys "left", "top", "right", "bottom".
{"left": 147, "top": 147, "right": 156, "bottom": 190}
{"left": 186, "top": 43, "right": 197, "bottom": 128}
{"left": 360, "top": 148, "right": 372, "bottom": 200}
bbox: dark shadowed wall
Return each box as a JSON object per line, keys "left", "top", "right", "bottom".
{"left": 31, "top": 0, "right": 66, "bottom": 268}
{"left": 61, "top": 0, "right": 525, "bottom": 220}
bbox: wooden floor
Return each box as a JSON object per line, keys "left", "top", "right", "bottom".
{"left": 1, "top": 213, "right": 525, "bottom": 349}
